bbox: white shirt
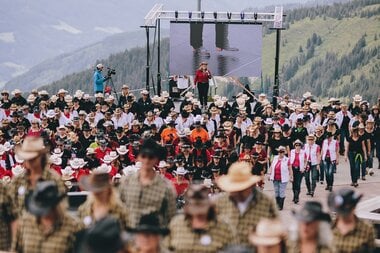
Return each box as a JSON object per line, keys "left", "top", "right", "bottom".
{"left": 236, "top": 192, "right": 254, "bottom": 215}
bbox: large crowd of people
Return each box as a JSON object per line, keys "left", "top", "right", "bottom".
{"left": 0, "top": 80, "right": 379, "bottom": 253}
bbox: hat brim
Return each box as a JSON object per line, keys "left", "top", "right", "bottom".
{"left": 249, "top": 234, "right": 282, "bottom": 246}
{"left": 127, "top": 225, "right": 170, "bottom": 235}
{"left": 292, "top": 210, "right": 331, "bottom": 223}
{"left": 217, "top": 175, "right": 261, "bottom": 192}
{"left": 79, "top": 176, "right": 111, "bottom": 193}
{"left": 26, "top": 192, "right": 65, "bottom": 216}
{"left": 16, "top": 149, "right": 45, "bottom": 161}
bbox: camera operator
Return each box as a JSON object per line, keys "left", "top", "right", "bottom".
{"left": 93, "top": 63, "right": 110, "bottom": 94}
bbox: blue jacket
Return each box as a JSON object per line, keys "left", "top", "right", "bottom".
{"left": 93, "top": 70, "right": 105, "bottom": 92}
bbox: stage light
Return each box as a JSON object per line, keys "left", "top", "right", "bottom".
{"left": 188, "top": 11, "right": 192, "bottom": 19}
{"left": 227, "top": 12, "right": 232, "bottom": 20}
{"left": 175, "top": 11, "right": 178, "bottom": 19}
{"left": 201, "top": 11, "right": 205, "bottom": 19}
{"left": 213, "top": 12, "right": 217, "bottom": 19}
{"left": 254, "top": 13, "right": 258, "bottom": 21}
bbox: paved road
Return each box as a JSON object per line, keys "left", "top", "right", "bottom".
{"left": 263, "top": 157, "right": 380, "bottom": 221}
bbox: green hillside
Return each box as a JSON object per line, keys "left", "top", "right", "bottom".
{"left": 42, "top": 0, "right": 380, "bottom": 103}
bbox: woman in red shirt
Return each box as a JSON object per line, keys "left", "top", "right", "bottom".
{"left": 194, "top": 62, "right": 212, "bottom": 109}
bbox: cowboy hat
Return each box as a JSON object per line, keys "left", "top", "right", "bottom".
{"left": 12, "top": 89, "right": 22, "bottom": 95}
{"left": 86, "top": 148, "right": 95, "bottom": 155}
{"left": 57, "top": 89, "right": 68, "bottom": 94}
{"left": 161, "top": 91, "right": 170, "bottom": 98}
{"left": 127, "top": 213, "right": 170, "bottom": 235}
{"left": 109, "top": 151, "right": 119, "bottom": 160}
{"left": 116, "top": 145, "right": 128, "bottom": 155}
{"left": 140, "top": 89, "right": 149, "bottom": 95}
{"left": 328, "top": 188, "right": 362, "bottom": 215}
{"left": 94, "top": 164, "right": 112, "bottom": 174}
{"left": 69, "top": 158, "right": 85, "bottom": 169}
{"left": 61, "top": 166, "right": 74, "bottom": 181}
{"left": 157, "top": 160, "right": 168, "bottom": 168}
{"left": 223, "top": 121, "right": 233, "bottom": 130}
{"left": 27, "top": 94, "right": 36, "bottom": 103}
{"left": 174, "top": 166, "right": 187, "bottom": 175}
{"left": 95, "top": 93, "right": 104, "bottom": 98}
{"left": 293, "top": 201, "right": 331, "bottom": 222}
{"left": 101, "top": 155, "right": 115, "bottom": 164}
{"left": 217, "top": 161, "right": 261, "bottom": 192}
{"left": 302, "top": 91, "right": 312, "bottom": 98}
{"left": 50, "top": 154, "right": 62, "bottom": 166}
{"left": 249, "top": 218, "right": 286, "bottom": 246}
{"left": 15, "top": 136, "right": 47, "bottom": 160}
{"left": 25, "top": 181, "right": 66, "bottom": 216}
{"left": 80, "top": 172, "right": 111, "bottom": 193}
{"left": 46, "top": 109, "right": 57, "bottom": 118}
{"left": 306, "top": 134, "right": 316, "bottom": 141}
{"left": 352, "top": 94, "right": 362, "bottom": 102}
{"left": 209, "top": 106, "right": 219, "bottom": 114}
{"left": 184, "top": 184, "right": 212, "bottom": 215}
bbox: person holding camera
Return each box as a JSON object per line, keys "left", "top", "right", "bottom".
{"left": 93, "top": 63, "right": 110, "bottom": 94}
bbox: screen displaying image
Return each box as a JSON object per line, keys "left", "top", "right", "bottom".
{"left": 170, "top": 22, "right": 263, "bottom": 77}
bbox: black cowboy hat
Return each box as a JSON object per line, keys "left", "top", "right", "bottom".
{"left": 82, "top": 217, "right": 123, "bottom": 253}
{"left": 293, "top": 201, "right": 331, "bottom": 223}
{"left": 328, "top": 188, "right": 363, "bottom": 215}
{"left": 25, "top": 181, "right": 66, "bottom": 216}
{"left": 139, "top": 138, "right": 166, "bottom": 161}
{"left": 127, "top": 213, "right": 170, "bottom": 235}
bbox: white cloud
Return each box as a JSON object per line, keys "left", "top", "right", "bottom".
{"left": 3, "top": 62, "right": 28, "bottom": 77}
{"left": 0, "top": 32, "right": 15, "bottom": 43}
{"left": 94, "top": 26, "right": 123, "bottom": 34}
{"left": 52, "top": 21, "right": 82, "bottom": 34}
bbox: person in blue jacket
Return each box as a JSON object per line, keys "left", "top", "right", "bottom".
{"left": 93, "top": 63, "right": 108, "bottom": 93}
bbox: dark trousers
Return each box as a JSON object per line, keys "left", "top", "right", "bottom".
{"left": 197, "top": 82, "right": 209, "bottom": 106}
{"left": 340, "top": 128, "right": 349, "bottom": 152}
{"left": 323, "top": 160, "right": 335, "bottom": 187}
{"left": 319, "top": 161, "right": 324, "bottom": 181}
{"left": 292, "top": 167, "right": 303, "bottom": 199}
{"left": 348, "top": 151, "right": 361, "bottom": 183}
{"left": 304, "top": 164, "right": 318, "bottom": 192}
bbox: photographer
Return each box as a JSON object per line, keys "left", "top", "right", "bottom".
{"left": 93, "top": 63, "right": 110, "bottom": 94}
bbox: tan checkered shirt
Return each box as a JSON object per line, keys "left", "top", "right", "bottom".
{"left": 215, "top": 188, "right": 278, "bottom": 245}
{"left": 78, "top": 197, "right": 129, "bottom": 230}
{"left": 7, "top": 168, "right": 66, "bottom": 219}
{"left": 163, "top": 214, "right": 237, "bottom": 253}
{"left": 0, "top": 181, "right": 12, "bottom": 251}
{"left": 119, "top": 172, "right": 176, "bottom": 228}
{"left": 12, "top": 212, "right": 82, "bottom": 253}
{"left": 332, "top": 216, "right": 375, "bottom": 253}
{"left": 287, "top": 240, "right": 334, "bottom": 253}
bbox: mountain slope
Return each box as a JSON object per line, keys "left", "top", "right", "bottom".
{"left": 4, "top": 30, "right": 168, "bottom": 91}
{"left": 41, "top": 0, "right": 380, "bottom": 103}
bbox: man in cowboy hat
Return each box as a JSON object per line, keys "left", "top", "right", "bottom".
{"left": 7, "top": 137, "right": 66, "bottom": 237}
{"left": 137, "top": 89, "right": 153, "bottom": 118}
{"left": 119, "top": 138, "right": 176, "bottom": 228}
{"left": 11, "top": 89, "right": 27, "bottom": 106}
{"left": 12, "top": 181, "right": 81, "bottom": 253}
{"left": 127, "top": 213, "right": 170, "bottom": 253}
{"left": 0, "top": 181, "right": 12, "bottom": 251}
{"left": 215, "top": 161, "right": 278, "bottom": 245}
{"left": 328, "top": 188, "right": 375, "bottom": 253}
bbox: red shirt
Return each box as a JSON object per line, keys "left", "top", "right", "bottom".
{"left": 194, "top": 69, "right": 211, "bottom": 84}
{"left": 95, "top": 147, "right": 111, "bottom": 160}
{"left": 274, "top": 160, "right": 282, "bottom": 181}
{"left": 292, "top": 152, "right": 300, "bottom": 168}
{"left": 171, "top": 179, "right": 189, "bottom": 196}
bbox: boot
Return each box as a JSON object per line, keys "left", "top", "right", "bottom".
{"left": 279, "top": 198, "right": 285, "bottom": 210}
{"left": 294, "top": 191, "right": 299, "bottom": 204}
{"left": 275, "top": 197, "right": 281, "bottom": 209}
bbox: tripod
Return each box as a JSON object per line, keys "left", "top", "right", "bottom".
{"left": 105, "top": 76, "right": 119, "bottom": 104}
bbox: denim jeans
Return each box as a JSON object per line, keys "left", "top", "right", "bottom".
{"left": 323, "top": 160, "right": 335, "bottom": 187}
{"left": 319, "top": 161, "right": 324, "bottom": 181}
{"left": 361, "top": 160, "right": 367, "bottom": 177}
{"left": 304, "top": 164, "right": 318, "bottom": 192}
{"left": 348, "top": 151, "right": 361, "bottom": 183}
{"left": 367, "top": 149, "right": 374, "bottom": 169}
{"left": 340, "top": 128, "right": 349, "bottom": 152}
{"left": 273, "top": 180, "right": 287, "bottom": 198}
{"left": 292, "top": 167, "right": 303, "bottom": 198}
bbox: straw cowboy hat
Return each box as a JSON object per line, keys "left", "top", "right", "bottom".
{"left": 184, "top": 184, "right": 212, "bottom": 215}
{"left": 101, "top": 154, "right": 115, "bottom": 164}
{"left": 15, "top": 137, "right": 47, "bottom": 161}
{"left": 157, "top": 160, "right": 168, "bottom": 168}
{"left": 58, "top": 89, "right": 68, "bottom": 94}
{"left": 223, "top": 121, "right": 233, "bottom": 131}
{"left": 109, "top": 151, "right": 119, "bottom": 160}
{"left": 217, "top": 161, "right": 261, "bottom": 192}
{"left": 53, "top": 148, "right": 63, "bottom": 157}
{"left": 116, "top": 145, "right": 128, "bottom": 155}
{"left": 46, "top": 110, "right": 57, "bottom": 118}
{"left": 94, "top": 164, "right": 112, "bottom": 174}
{"left": 215, "top": 99, "right": 224, "bottom": 108}
{"left": 352, "top": 94, "right": 362, "bottom": 102}
{"left": 249, "top": 219, "right": 286, "bottom": 246}
{"left": 86, "top": 147, "right": 95, "bottom": 155}
{"left": 27, "top": 94, "right": 36, "bottom": 103}
{"left": 140, "top": 89, "right": 149, "bottom": 95}
{"left": 70, "top": 158, "right": 85, "bottom": 169}
{"left": 80, "top": 172, "right": 111, "bottom": 193}
{"left": 306, "top": 134, "right": 316, "bottom": 141}
{"left": 12, "top": 89, "right": 22, "bottom": 95}
{"left": 50, "top": 154, "right": 62, "bottom": 166}
{"left": 209, "top": 106, "right": 219, "bottom": 114}
{"left": 39, "top": 90, "right": 49, "bottom": 96}
{"left": 161, "top": 91, "right": 170, "bottom": 98}
{"left": 12, "top": 165, "right": 26, "bottom": 177}
{"left": 95, "top": 93, "right": 104, "bottom": 98}
{"left": 122, "top": 165, "right": 138, "bottom": 176}
{"left": 14, "top": 154, "right": 24, "bottom": 164}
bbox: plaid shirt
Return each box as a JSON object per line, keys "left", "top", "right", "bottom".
{"left": 332, "top": 216, "right": 375, "bottom": 253}
{"left": 12, "top": 212, "right": 82, "bottom": 253}
{"left": 77, "top": 197, "right": 129, "bottom": 230}
{"left": 163, "top": 214, "right": 237, "bottom": 253}
{"left": 7, "top": 168, "right": 67, "bottom": 219}
{"left": 215, "top": 187, "right": 278, "bottom": 245}
{"left": 287, "top": 240, "right": 334, "bottom": 253}
{"left": 119, "top": 172, "right": 176, "bottom": 228}
{"left": 0, "top": 182, "right": 12, "bottom": 251}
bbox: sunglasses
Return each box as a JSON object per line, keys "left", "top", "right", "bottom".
{"left": 141, "top": 153, "right": 155, "bottom": 160}
{"left": 279, "top": 150, "right": 285, "bottom": 153}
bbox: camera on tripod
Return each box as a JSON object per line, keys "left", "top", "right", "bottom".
{"left": 107, "top": 67, "right": 116, "bottom": 76}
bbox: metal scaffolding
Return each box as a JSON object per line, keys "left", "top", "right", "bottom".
{"left": 142, "top": 4, "right": 285, "bottom": 107}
